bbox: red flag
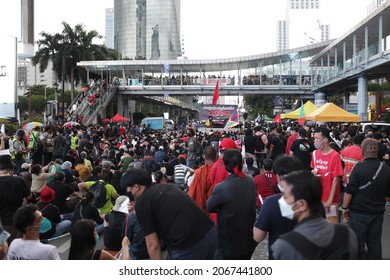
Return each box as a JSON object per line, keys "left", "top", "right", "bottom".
{"left": 212, "top": 81, "right": 219, "bottom": 105}
{"left": 273, "top": 114, "right": 281, "bottom": 124}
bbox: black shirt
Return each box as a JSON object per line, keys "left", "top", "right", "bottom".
{"left": 290, "top": 138, "right": 315, "bottom": 170}
{"left": 136, "top": 183, "right": 213, "bottom": 250}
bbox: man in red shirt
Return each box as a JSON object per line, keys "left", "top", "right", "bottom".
{"left": 254, "top": 158, "right": 278, "bottom": 209}
{"left": 311, "top": 127, "right": 344, "bottom": 217}
{"left": 340, "top": 134, "right": 364, "bottom": 185}
{"left": 208, "top": 137, "right": 241, "bottom": 222}
{"left": 285, "top": 126, "right": 299, "bottom": 156}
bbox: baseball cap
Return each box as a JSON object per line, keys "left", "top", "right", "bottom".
{"left": 361, "top": 138, "right": 378, "bottom": 159}
{"left": 219, "top": 138, "right": 241, "bottom": 150}
{"left": 40, "top": 186, "right": 55, "bottom": 203}
{"left": 112, "top": 196, "right": 129, "bottom": 214}
{"left": 21, "top": 163, "right": 31, "bottom": 170}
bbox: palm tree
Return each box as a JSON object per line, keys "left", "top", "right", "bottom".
{"left": 32, "top": 22, "right": 120, "bottom": 102}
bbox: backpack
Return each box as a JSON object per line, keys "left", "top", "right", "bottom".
{"left": 255, "top": 134, "right": 265, "bottom": 152}
{"left": 89, "top": 180, "right": 108, "bottom": 208}
{"left": 278, "top": 224, "right": 352, "bottom": 259}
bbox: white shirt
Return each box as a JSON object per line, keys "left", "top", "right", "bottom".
{"left": 7, "top": 239, "right": 60, "bottom": 260}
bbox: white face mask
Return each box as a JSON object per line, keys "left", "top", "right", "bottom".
{"left": 278, "top": 196, "right": 296, "bottom": 220}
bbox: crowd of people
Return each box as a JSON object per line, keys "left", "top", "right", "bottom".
{"left": 0, "top": 119, "right": 389, "bottom": 260}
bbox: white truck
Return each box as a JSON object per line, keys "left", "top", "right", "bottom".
{"left": 141, "top": 117, "right": 175, "bottom": 131}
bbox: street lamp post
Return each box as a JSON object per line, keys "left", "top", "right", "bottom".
{"left": 62, "top": 55, "right": 72, "bottom": 124}
{"left": 53, "top": 82, "right": 59, "bottom": 116}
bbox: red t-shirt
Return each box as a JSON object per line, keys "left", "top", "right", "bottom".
{"left": 340, "top": 145, "right": 363, "bottom": 185}
{"left": 254, "top": 171, "right": 279, "bottom": 207}
{"left": 285, "top": 133, "right": 298, "bottom": 156}
{"left": 311, "top": 149, "right": 344, "bottom": 204}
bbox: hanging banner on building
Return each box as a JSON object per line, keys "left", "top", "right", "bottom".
{"left": 199, "top": 104, "right": 238, "bottom": 122}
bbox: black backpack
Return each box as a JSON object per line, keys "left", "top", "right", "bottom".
{"left": 278, "top": 224, "right": 352, "bottom": 259}
{"left": 89, "top": 180, "right": 108, "bottom": 208}
{"left": 255, "top": 134, "right": 265, "bottom": 152}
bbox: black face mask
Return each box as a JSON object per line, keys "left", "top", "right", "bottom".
{"left": 126, "top": 191, "right": 135, "bottom": 202}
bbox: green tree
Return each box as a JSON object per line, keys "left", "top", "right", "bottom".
{"left": 243, "top": 95, "right": 274, "bottom": 119}
{"left": 32, "top": 22, "right": 119, "bottom": 102}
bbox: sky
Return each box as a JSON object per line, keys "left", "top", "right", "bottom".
{"left": 1, "top": 0, "right": 373, "bottom": 59}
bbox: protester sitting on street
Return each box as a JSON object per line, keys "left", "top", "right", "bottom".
{"left": 68, "top": 219, "right": 130, "bottom": 260}
{"left": 71, "top": 192, "right": 104, "bottom": 235}
{"left": 36, "top": 186, "right": 72, "bottom": 240}
{"left": 103, "top": 196, "right": 129, "bottom": 253}
{"left": 47, "top": 171, "right": 82, "bottom": 215}
{"left": 30, "top": 162, "right": 56, "bottom": 198}
{"left": 75, "top": 157, "right": 91, "bottom": 182}
{"left": 7, "top": 204, "right": 60, "bottom": 260}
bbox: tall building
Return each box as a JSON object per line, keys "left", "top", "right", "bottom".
{"left": 114, "top": 0, "right": 182, "bottom": 60}
{"left": 105, "top": 8, "right": 115, "bottom": 50}
{"left": 277, "top": 0, "right": 330, "bottom": 50}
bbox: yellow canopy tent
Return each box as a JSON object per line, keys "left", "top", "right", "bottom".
{"left": 305, "top": 102, "right": 360, "bottom": 122}
{"left": 283, "top": 101, "right": 318, "bottom": 119}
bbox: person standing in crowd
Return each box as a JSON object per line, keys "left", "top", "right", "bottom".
{"left": 206, "top": 149, "right": 256, "bottom": 260}
{"left": 289, "top": 127, "right": 315, "bottom": 170}
{"left": 252, "top": 156, "right": 304, "bottom": 259}
{"left": 28, "top": 126, "right": 43, "bottom": 165}
{"left": 268, "top": 127, "right": 287, "bottom": 160}
{"left": 311, "top": 127, "right": 344, "bottom": 217}
{"left": 7, "top": 204, "right": 60, "bottom": 260}
{"left": 186, "top": 127, "right": 200, "bottom": 168}
{"left": 342, "top": 138, "right": 390, "bottom": 260}
{"left": 41, "top": 126, "right": 54, "bottom": 166}
{"left": 254, "top": 158, "right": 278, "bottom": 210}
{"left": 244, "top": 127, "right": 261, "bottom": 168}
{"left": 52, "top": 128, "right": 66, "bottom": 161}
{"left": 121, "top": 168, "right": 217, "bottom": 260}
{"left": 285, "top": 126, "right": 299, "bottom": 156}
{"left": 188, "top": 146, "right": 217, "bottom": 212}
{"left": 10, "top": 129, "right": 29, "bottom": 175}
{"left": 272, "top": 170, "right": 359, "bottom": 260}
{"left": 0, "top": 155, "right": 31, "bottom": 243}
{"left": 254, "top": 126, "right": 268, "bottom": 170}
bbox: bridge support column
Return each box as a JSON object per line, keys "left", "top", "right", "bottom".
{"left": 117, "top": 93, "right": 124, "bottom": 116}
{"left": 343, "top": 92, "right": 350, "bottom": 110}
{"left": 358, "top": 76, "right": 368, "bottom": 121}
{"left": 314, "top": 92, "right": 327, "bottom": 108}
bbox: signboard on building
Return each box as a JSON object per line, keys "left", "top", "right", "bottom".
{"left": 199, "top": 104, "right": 238, "bottom": 122}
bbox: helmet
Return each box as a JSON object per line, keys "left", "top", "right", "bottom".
{"left": 16, "top": 129, "right": 25, "bottom": 138}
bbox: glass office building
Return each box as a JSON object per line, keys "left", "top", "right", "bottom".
{"left": 114, "top": 0, "right": 182, "bottom": 60}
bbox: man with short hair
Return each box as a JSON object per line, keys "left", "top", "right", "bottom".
{"left": 311, "top": 127, "right": 344, "bottom": 214}
{"left": 206, "top": 149, "right": 256, "bottom": 260}
{"left": 342, "top": 138, "right": 390, "bottom": 259}
{"left": 290, "top": 127, "right": 315, "bottom": 170}
{"left": 272, "top": 170, "right": 359, "bottom": 260}
{"left": 11, "top": 129, "right": 29, "bottom": 174}
{"left": 122, "top": 168, "right": 217, "bottom": 260}
{"left": 7, "top": 204, "right": 60, "bottom": 260}
{"left": 252, "top": 156, "right": 304, "bottom": 259}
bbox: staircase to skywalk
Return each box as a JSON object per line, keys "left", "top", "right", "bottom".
{"left": 66, "top": 86, "right": 118, "bottom": 126}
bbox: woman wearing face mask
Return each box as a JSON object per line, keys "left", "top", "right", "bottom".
{"left": 68, "top": 219, "right": 130, "bottom": 260}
